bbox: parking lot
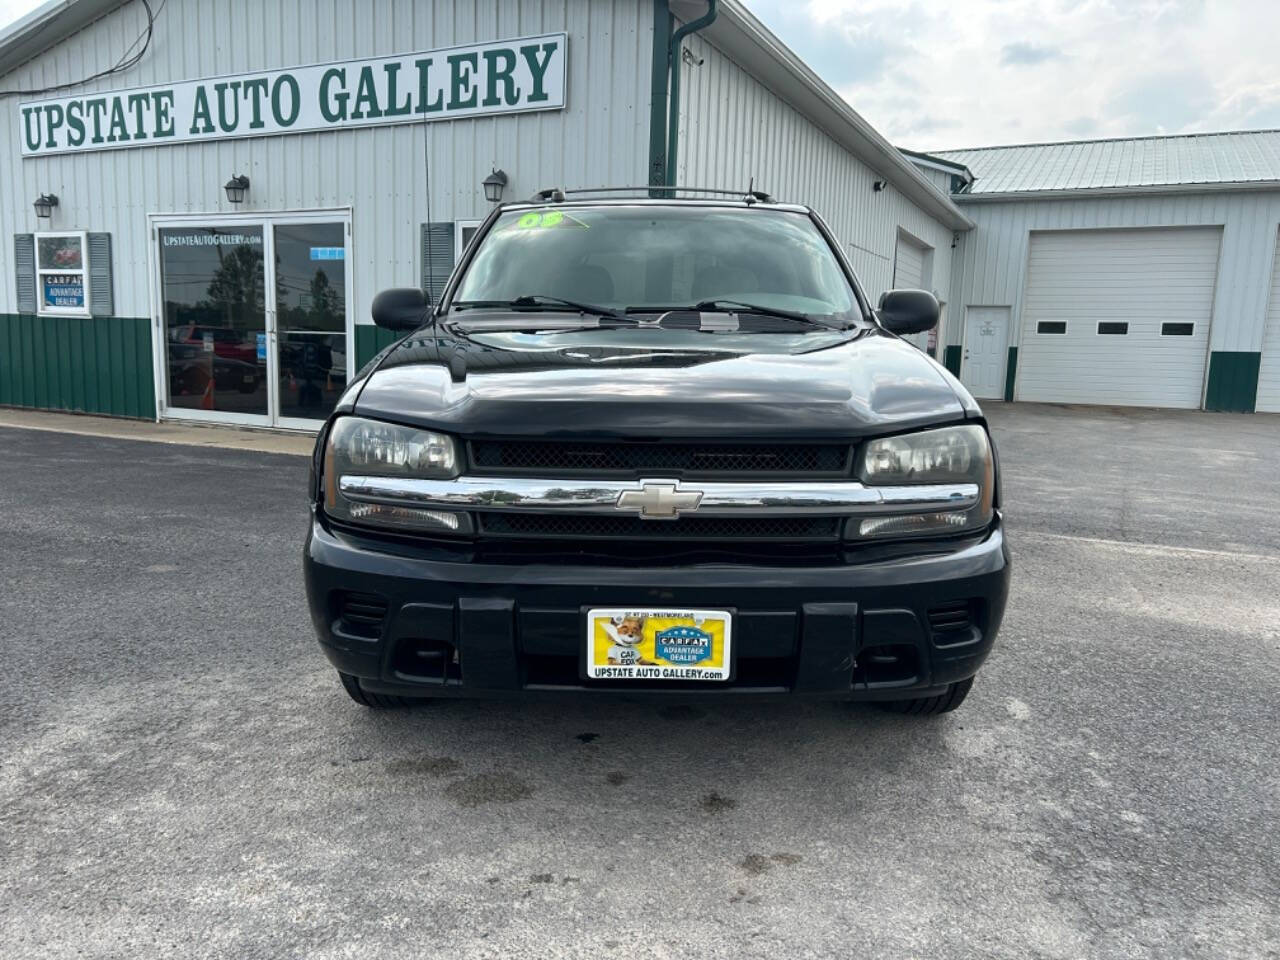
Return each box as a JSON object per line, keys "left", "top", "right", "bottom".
{"left": 2, "top": 403, "right": 1278, "bottom": 959}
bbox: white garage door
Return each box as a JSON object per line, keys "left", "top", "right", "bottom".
{"left": 1256, "top": 233, "right": 1280, "bottom": 413}
{"left": 1018, "top": 228, "right": 1221, "bottom": 408}
{"left": 893, "top": 235, "right": 931, "bottom": 350}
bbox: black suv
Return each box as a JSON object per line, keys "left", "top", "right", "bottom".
{"left": 304, "top": 190, "right": 1010, "bottom": 714}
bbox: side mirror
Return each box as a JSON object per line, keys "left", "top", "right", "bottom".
{"left": 876, "top": 289, "right": 939, "bottom": 336}
{"left": 372, "top": 287, "right": 430, "bottom": 332}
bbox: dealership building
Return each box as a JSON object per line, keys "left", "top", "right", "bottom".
{"left": 1, "top": 0, "right": 1278, "bottom": 427}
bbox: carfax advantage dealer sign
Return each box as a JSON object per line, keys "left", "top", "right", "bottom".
{"left": 18, "top": 33, "right": 566, "bottom": 156}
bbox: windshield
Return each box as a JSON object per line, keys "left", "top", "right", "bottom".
{"left": 452, "top": 205, "right": 861, "bottom": 323}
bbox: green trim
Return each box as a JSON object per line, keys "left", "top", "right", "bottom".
{"left": 943, "top": 344, "right": 962, "bottom": 377}
{"left": 354, "top": 325, "right": 401, "bottom": 368}
{"left": 1204, "top": 351, "right": 1260, "bottom": 413}
{"left": 0, "top": 313, "right": 154, "bottom": 419}
{"left": 1003, "top": 346, "right": 1018, "bottom": 402}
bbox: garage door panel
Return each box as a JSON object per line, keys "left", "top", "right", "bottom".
{"left": 1019, "top": 228, "right": 1219, "bottom": 409}
{"left": 893, "top": 235, "right": 930, "bottom": 350}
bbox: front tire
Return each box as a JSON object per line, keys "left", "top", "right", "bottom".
{"left": 879, "top": 676, "right": 974, "bottom": 715}
{"left": 337, "top": 671, "right": 419, "bottom": 709}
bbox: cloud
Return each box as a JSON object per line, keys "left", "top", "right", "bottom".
{"left": 741, "top": 0, "right": 1280, "bottom": 148}
{"left": 1108, "top": 68, "right": 1216, "bottom": 133}
{"left": 999, "top": 42, "right": 1064, "bottom": 66}
{"left": 1063, "top": 116, "right": 1101, "bottom": 137}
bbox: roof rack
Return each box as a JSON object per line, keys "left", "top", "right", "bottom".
{"left": 528, "top": 185, "right": 776, "bottom": 204}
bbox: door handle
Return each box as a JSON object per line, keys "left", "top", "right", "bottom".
{"left": 964, "top": 350, "right": 970, "bottom": 359}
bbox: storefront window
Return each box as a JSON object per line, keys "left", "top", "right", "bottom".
{"left": 36, "top": 232, "right": 90, "bottom": 317}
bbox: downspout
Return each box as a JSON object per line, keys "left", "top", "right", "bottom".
{"left": 664, "top": 0, "right": 717, "bottom": 187}
{"left": 648, "top": 0, "right": 673, "bottom": 195}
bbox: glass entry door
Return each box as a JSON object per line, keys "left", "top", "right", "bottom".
{"left": 156, "top": 212, "right": 351, "bottom": 429}
{"left": 158, "top": 225, "right": 269, "bottom": 419}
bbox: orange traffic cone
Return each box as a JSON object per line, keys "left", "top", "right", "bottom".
{"left": 200, "top": 374, "right": 215, "bottom": 410}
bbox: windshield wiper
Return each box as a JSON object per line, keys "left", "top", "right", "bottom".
{"left": 453, "top": 295, "right": 631, "bottom": 321}
{"left": 691, "top": 299, "right": 827, "bottom": 325}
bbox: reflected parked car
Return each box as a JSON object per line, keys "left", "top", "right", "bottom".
{"left": 169, "top": 324, "right": 259, "bottom": 366}
{"left": 168, "top": 341, "right": 261, "bottom": 395}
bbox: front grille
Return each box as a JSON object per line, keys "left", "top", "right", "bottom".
{"left": 478, "top": 513, "right": 841, "bottom": 541}
{"left": 469, "top": 440, "right": 850, "bottom": 477}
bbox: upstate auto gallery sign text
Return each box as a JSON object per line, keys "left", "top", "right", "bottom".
{"left": 18, "top": 33, "right": 566, "bottom": 156}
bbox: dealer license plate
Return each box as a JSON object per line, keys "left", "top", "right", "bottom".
{"left": 585, "top": 607, "right": 732, "bottom": 682}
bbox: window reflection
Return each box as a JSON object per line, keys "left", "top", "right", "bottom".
{"left": 160, "top": 227, "right": 267, "bottom": 415}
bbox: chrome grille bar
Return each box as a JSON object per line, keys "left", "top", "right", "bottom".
{"left": 338, "top": 475, "right": 979, "bottom": 516}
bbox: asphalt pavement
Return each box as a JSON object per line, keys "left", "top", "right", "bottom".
{"left": 2, "top": 403, "right": 1278, "bottom": 959}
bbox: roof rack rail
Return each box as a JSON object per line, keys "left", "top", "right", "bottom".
{"left": 528, "top": 185, "right": 776, "bottom": 204}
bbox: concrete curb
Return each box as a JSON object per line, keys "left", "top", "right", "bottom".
{"left": 0, "top": 408, "right": 314, "bottom": 456}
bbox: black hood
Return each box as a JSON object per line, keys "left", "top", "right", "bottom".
{"left": 351, "top": 324, "right": 976, "bottom": 440}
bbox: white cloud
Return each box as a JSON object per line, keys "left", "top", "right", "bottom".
{"left": 745, "top": 0, "right": 1280, "bottom": 149}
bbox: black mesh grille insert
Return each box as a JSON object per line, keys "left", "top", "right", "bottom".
{"left": 470, "top": 440, "right": 849, "bottom": 476}
{"left": 479, "top": 513, "right": 840, "bottom": 541}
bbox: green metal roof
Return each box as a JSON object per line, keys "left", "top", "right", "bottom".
{"left": 935, "top": 129, "right": 1280, "bottom": 196}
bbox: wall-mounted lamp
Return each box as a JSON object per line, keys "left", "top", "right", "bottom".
{"left": 482, "top": 168, "right": 508, "bottom": 203}
{"left": 224, "top": 174, "right": 250, "bottom": 204}
{"left": 33, "top": 193, "right": 59, "bottom": 218}
{"left": 872, "top": 179, "right": 887, "bottom": 192}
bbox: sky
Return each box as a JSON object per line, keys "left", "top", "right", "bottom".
{"left": 742, "top": 0, "right": 1280, "bottom": 150}
{"left": 2, "top": 0, "right": 1279, "bottom": 151}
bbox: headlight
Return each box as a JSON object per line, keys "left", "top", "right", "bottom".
{"left": 850, "top": 424, "right": 994, "bottom": 539}
{"left": 323, "top": 417, "right": 472, "bottom": 535}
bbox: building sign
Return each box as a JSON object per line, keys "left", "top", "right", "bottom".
{"left": 18, "top": 33, "right": 566, "bottom": 157}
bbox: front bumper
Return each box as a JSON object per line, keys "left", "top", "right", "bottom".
{"left": 303, "top": 514, "right": 1010, "bottom": 700}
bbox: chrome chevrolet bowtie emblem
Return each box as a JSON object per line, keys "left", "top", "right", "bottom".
{"left": 616, "top": 482, "right": 703, "bottom": 519}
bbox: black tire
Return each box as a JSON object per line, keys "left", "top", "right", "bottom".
{"left": 878, "top": 676, "right": 974, "bottom": 715}
{"left": 337, "top": 671, "right": 419, "bottom": 709}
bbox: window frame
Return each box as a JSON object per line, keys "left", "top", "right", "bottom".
{"left": 1161, "top": 321, "right": 1195, "bottom": 337}
{"left": 1096, "top": 321, "right": 1130, "bottom": 336}
{"left": 35, "top": 230, "right": 91, "bottom": 318}
{"left": 455, "top": 220, "right": 482, "bottom": 261}
{"left": 1036, "top": 320, "right": 1067, "bottom": 335}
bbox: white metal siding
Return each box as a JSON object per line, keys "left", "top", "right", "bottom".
{"left": 1018, "top": 228, "right": 1221, "bottom": 408}
{"left": 1257, "top": 230, "right": 1280, "bottom": 412}
{"left": 946, "top": 192, "right": 1280, "bottom": 356}
{"left": 674, "top": 30, "right": 955, "bottom": 310}
{"left": 0, "top": 0, "right": 654, "bottom": 324}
